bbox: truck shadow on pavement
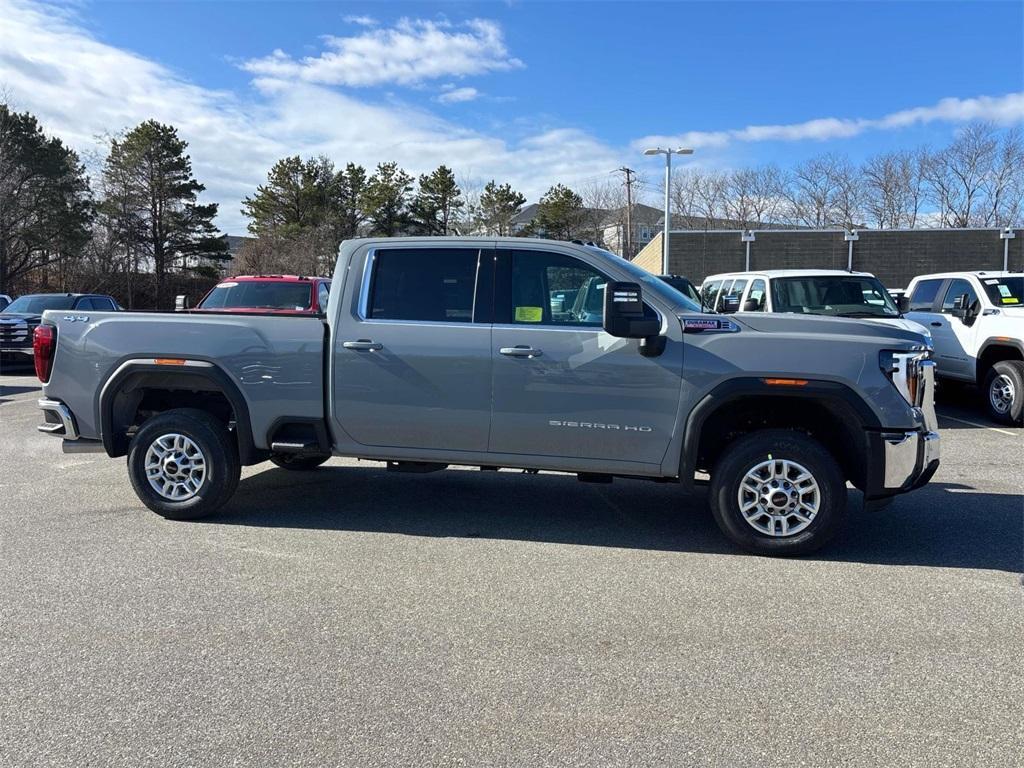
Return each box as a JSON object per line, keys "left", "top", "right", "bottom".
{"left": 208, "top": 468, "right": 1024, "bottom": 573}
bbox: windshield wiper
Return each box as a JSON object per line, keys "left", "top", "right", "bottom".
{"left": 836, "top": 311, "right": 894, "bottom": 318}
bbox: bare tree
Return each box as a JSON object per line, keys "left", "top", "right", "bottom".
{"left": 981, "top": 127, "right": 1024, "bottom": 226}
{"left": 784, "top": 153, "right": 847, "bottom": 228}
{"left": 830, "top": 156, "right": 866, "bottom": 229}
{"left": 924, "top": 123, "right": 999, "bottom": 227}
{"left": 862, "top": 149, "right": 928, "bottom": 229}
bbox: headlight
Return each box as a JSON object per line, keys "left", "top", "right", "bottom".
{"left": 880, "top": 349, "right": 930, "bottom": 406}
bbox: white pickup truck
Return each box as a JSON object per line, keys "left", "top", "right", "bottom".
{"left": 903, "top": 271, "right": 1024, "bottom": 424}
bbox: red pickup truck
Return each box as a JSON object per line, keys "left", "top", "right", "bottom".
{"left": 193, "top": 275, "right": 332, "bottom": 314}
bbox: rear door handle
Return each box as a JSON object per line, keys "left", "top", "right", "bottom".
{"left": 500, "top": 345, "right": 543, "bottom": 358}
{"left": 930, "top": 322, "right": 942, "bottom": 327}
{"left": 343, "top": 339, "right": 383, "bottom": 351}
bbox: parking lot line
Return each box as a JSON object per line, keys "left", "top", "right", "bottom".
{"left": 938, "top": 412, "right": 1019, "bottom": 437}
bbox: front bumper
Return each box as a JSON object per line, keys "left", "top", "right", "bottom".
{"left": 866, "top": 361, "right": 941, "bottom": 499}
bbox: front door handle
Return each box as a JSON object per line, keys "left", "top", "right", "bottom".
{"left": 343, "top": 339, "right": 383, "bottom": 351}
{"left": 500, "top": 345, "right": 543, "bottom": 358}
{"left": 930, "top": 321, "right": 942, "bottom": 327}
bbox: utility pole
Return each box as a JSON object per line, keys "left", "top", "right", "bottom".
{"left": 616, "top": 167, "right": 636, "bottom": 259}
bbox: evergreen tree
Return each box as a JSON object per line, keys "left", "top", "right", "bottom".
{"left": 0, "top": 105, "right": 92, "bottom": 293}
{"left": 241, "top": 155, "right": 339, "bottom": 238}
{"left": 336, "top": 162, "right": 368, "bottom": 239}
{"left": 101, "top": 120, "right": 227, "bottom": 306}
{"left": 409, "top": 165, "right": 464, "bottom": 235}
{"left": 476, "top": 180, "right": 525, "bottom": 236}
{"left": 360, "top": 161, "right": 414, "bottom": 236}
{"left": 528, "top": 184, "right": 585, "bottom": 240}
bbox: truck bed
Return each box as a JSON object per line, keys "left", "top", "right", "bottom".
{"left": 41, "top": 310, "right": 325, "bottom": 449}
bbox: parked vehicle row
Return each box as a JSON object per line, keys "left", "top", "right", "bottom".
{"left": 903, "top": 271, "right": 1024, "bottom": 424}
{"left": 692, "top": 268, "right": 1024, "bottom": 425}
{"left": 34, "top": 237, "right": 939, "bottom": 556}
{"left": 1, "top": 293, "right": 120, "bottom": 360}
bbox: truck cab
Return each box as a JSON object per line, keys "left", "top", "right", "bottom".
{"left": 904, "top": 271, "right": 1024, "bottom": 424}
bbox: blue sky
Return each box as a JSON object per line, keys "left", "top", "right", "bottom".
{"left": 1, "top": 0, "right": 1021, "bottom": 232}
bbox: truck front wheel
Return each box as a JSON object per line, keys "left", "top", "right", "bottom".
{"left": 127, "top": 408, "right": 241, "bottom": 520}
{"left": 708, "top": 429, "right": 846, "bottom": 556}
{"left": 983, "top": 360, "right": 1024, "bottom": 425}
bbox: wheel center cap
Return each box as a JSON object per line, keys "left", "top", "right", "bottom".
{"left": 770, "top": 491, "right": 789, "bottom": 508}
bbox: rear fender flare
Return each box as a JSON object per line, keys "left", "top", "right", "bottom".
{"left": 97, "top": 358, "right": 257, "bottom": 464}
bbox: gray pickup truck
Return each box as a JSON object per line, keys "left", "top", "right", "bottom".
{"left": 34, "top": 237, "right": 939, "bottom": 555}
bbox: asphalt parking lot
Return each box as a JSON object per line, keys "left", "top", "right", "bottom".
{"left": 1, "top": 367, "right": 1021, "bottom": 767}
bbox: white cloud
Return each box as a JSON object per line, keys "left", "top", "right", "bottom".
{"left": 0, "top": 0, "right": 611, "bottom": 234}
{"left": 633, "top": 92, "right": 1024, "bottom": 151}
{"left": 343, "top": 15, "right": 377, "bottom": 27}
{"left": 437, "top": 86, "right": 479, "bottom": 104}
{"left": 241, "top": 17, "right": 523, "bottom": 87}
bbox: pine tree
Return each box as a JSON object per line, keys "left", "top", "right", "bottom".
{"left": 476, "top": 180, "right": 525, "bottom": 236}
{"left": 409, "top": 165, "right": 464, "bottom": 235}
{"left": 0, "top": 105, "right": 92, "bottom": 293}
{"left": 529, "top": 184, "right": 585, "bottom": 240}
{"left": 360, "top": 162, "right": 414, "bottom": 236}
{"left": 101, "top": 120, "right": 227, "bottom": 306}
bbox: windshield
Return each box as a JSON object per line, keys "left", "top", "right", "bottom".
{"left": 199, "top": 281, "right": 313, "bottom": 310}
{"left": 771, "top": 275, "right": 900, "bottom": 317}
{"left": 658, "top": 275, "right": 701, "bottom": 303}
{"left": 584, "top": 247, "right": 702, "bottom": 312}
{"left": 980, "top": 276, "right": 1023, "bottom": 307}
{"left": 2, "top": 295, "right": 77, "bottom": 314}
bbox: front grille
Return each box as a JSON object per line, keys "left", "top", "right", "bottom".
{"left": 0, "top": 320, "right": 30, "bottom": 346}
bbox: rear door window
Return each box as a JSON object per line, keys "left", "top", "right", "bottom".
{"left": 367, "top": 248, "right": 480, "bottom": 323}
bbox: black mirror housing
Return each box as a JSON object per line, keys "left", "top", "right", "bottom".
{"left": 603, "top": 281, "right": 660, "bottom": 339}
{"left": 951, "top": 293, "right": 970, "bottom": 319}
{"left": 896, "top": 295, "right": 910, "bottom": 313}
{"left": 719, "top": 295, "right": 741, "bottom": 314}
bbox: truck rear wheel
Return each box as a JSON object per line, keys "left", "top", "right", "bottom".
{"left": 708, "top": 429, "right": 846, "bottom": 556}
{"left": 127, "top": 408, "right": 241, "bottom": 520}
{"left": 983, "top": 360, "right": 1024, "bottom": 425}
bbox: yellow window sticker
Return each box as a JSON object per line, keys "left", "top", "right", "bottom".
{"left": 515, "top": 306, "right": 543, "bottom": 322}
{"left": 1002, "top": 297, "right": 1020, "bottom": 304}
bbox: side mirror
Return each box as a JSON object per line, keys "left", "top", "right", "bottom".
{"left": 603, "top": 281, "right": 660, "bottom": 339}
{"left": 174, "top": 294, "right": 190, "bottom": 312}
{"left": 896, "top": 295, "right": 911, "bottom": 313}
{"left": 741, "top": 298, "right": 760, "bottom": 312}
{"left": 951, "top": 293, "right": 970, "bottom": 320}
{"left": 718, "top": 295, "right": 741, "bottom": 314}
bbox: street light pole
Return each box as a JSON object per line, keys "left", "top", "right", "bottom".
{"left": 644, "top": 147, "right": 694, "bottom": 275}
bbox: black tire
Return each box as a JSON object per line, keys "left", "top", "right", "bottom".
{"left": 708, "top": 429, "right": 847, "bottom": 556}
{"left": 983, "top": 360, "right": 1024, "bottom": 426}
{"left": 270, "top": 454, "right": 330, "bottom": 471}
{"left": 127, "top": 408, "right": 241, "bottom": 520}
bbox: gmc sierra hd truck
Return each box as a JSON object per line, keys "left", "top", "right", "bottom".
{"left": 34, "top": 237, "right": 940, "bottom": 555}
